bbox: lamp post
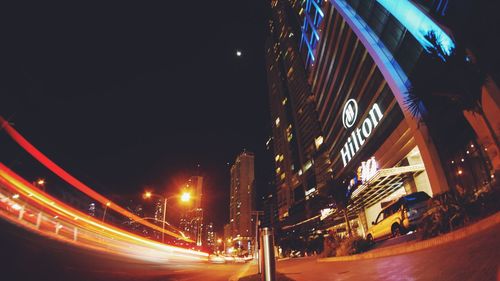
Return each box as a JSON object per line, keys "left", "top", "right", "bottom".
{"left": 102, "top": 202, "right": 111, "bottom": 222}
{"left": 251, "top": 210, "right": 264, "bottom": 258}
{"left": 33, "top": 178, "right": 46, "bottom": 192}
{"left": 144, "top": 190, "right": 191, "bottom": 243}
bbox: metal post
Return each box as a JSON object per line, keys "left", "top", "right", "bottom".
{"left": 258, "top": 229, "right": 262, "bottom": 274}
{"left": 162, "top": 197, "right": 167, "bottom": 244}
{"left": 102, "top": 205, "right": 108, "bottom": 222}
{"left": 18, "top": 206, "right": 25, "bottom": 220}
{"left": 36, "top": 212, "right": 42, "bottom": 229}
{"left": 260, "top": 227, "right": 276, "bottom": 281}
{"left": 73, "top": 227, "right": 78, "bottom": 241}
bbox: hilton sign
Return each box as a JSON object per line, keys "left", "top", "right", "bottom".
{"left": 340, "top": 99, "right": 384, "bottom": 167}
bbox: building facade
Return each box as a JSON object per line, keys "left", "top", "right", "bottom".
{"left": 266, "top": 0, "right": 499, "bottom": 244}
{"left": 229, "top": 151, "right": 255, "bottom": 243}
{"left": 179, "top": 176, "right": 204, "bottom": 246}
{"left": 266, "top": 0, "right": 327, "bottom": 226}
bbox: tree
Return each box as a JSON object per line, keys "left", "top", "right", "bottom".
{"left": 326, "top": 176, "right": 355, "bottom": 237}
{"left": 406, "top": 31, "right": 499, "bottom": 151}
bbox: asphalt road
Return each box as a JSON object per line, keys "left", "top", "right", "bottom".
{"left": 0, "top": 219, "right": 248, "bottom": 281}
{"left": 2, "top": 217, "right": 499, "bottom": 281}
{"left": 276, "top": 223, "right": 500, "bottom": 281}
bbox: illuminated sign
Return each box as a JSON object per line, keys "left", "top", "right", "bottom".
{"left": 376, "top": 0, "right": 455, "bottom": 57}
{"left": 357, "top": 156, "right": 378, "bottom": 183}
{"left": 305, "top": 187, "right": 317, "bottom": 200}
{"left": 320, "top": 208, "right": 336, "bottom": 220}
{"left": 340, "top": 100, "right": 384, "bottom": 166}
{"left": 342, "top": 99, "right": 358, "bottom": 128}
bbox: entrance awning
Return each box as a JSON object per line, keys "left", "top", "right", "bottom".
{"left": 348, "top": 164, "right": 425, "bottom": 213}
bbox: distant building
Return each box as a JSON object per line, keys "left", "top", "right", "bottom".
{"left": 265, "top": 0, "right": 325, "bottom": 225}
{"left": 229, "top": 151, "right": 255, "bottom": 250}
{"left": 187, "top": 176, "right": 203, "bottom": 210}
{"left": 180, "top": 176, "right": 204, "bottom": 246}
{"left": 205, "top": 222, "right": 215, "bottom": 251}
{"left": 223, "top": 223, "right": 231, "bottom": 241}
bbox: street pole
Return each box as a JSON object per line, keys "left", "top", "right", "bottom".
{"left": 162, "top": 197, "right": 167, "bottom": 244}
{"left": 102, "top": 204, "right": 109, "bottom": 222}
{"left": 252, "top": 211, "right": 264, "bottom": 258}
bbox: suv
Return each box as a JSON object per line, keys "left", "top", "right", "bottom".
{"left": 366, "top": 191, "right": 430, "bottom": 242}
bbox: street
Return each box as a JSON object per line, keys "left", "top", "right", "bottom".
{"left": 0, "top": 219, "right": 248, "bottom": 281}
{"left": 275, "top": 223, "right": 500, "bottom": 281}
{"left": 2, "top": 214, "right": 499, "bottom": 281}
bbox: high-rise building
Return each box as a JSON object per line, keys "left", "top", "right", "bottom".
{"left": 205, "top": 222, "right": 216, "bottom": 251}
{"left": 229, "top": 151, "right": 255, "bottom": 241}
{"left": 266, "top": 0, "right": 326, "bottom": 224}
{"left": 187, "top": 176, "right": 203, "bottom": 209}
{"left": 180, "top": 176, "right": 204, "bottom": 246}
{"left": 266, "top": 0, "right": 499, "bottom": 243}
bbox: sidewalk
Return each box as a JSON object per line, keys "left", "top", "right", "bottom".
{"left": 320, "top": 211, "right": 500, "bottom": 262}
{"left": 235, "top": 211, "right": 500, "bottom": 280}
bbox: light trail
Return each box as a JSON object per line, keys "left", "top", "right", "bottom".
{"left": 0, "top": 163, "right": 208, "bottom": 263}
{"left": 0, "top": 116, "right": 192, "bottom": 243}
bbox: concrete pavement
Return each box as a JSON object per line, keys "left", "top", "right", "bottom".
{"left": 264, "top": 223, "right": 500, "bottom": 281}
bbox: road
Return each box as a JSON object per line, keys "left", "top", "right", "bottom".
{"left": 275, "top": 223, "right": 500, "bottom": 281}
{"left": 2, "top": 211, "right": 499, "bottom": 281}
{"left": 0, "top": 219, "right": 248, "bottom": 281}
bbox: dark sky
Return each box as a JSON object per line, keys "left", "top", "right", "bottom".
{"left": 1, "top": 1, "right": 272, "bottom": 232}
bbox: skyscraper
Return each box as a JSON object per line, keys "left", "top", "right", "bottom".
{"left": 229, "top": 151, "right": 255, "bottom": 241}
{"left": 266, "top": 0, "right": 499, "bottom": 244}
{"left": 180, "top": 176, "right": 204, "bottom": 246}
{"left": 266, "top": 0, "right": 325, "bottom": 224}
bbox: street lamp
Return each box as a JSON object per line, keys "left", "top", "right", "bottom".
{"left": 143, "top": 190, "right": 192, "bottom": 243}
{"left": 102, "top": 202, "right": 111, "bottom": 222}
{"left": 33, "top": 178, "right": 46, "bottom": 191}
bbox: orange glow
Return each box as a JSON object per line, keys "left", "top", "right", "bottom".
{"left": 0, "top": 163, "right": 208, "bottom": 262}
{"left": 180, "top": 191, "right": 191, "bottom": 202}
{"left": 0, "top": 117, "right": 192, "bottom": 243}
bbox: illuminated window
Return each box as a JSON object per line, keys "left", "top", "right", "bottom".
{"left": 280, "top": 173, "right": 286, "bottom": 180}
{"left": 275, "top": 117, "right": 280, "bottom": 127}
{"left": 303, "top": 160, "right": 313, "bottom": 172}
{"left": 314, "top": 136, "right": 324, "bottom": 149}
{"left": 276, "top": 167, "right": 281, "bottom": 174}
{"left": 282, "top": 98, "right": 287, "bottom": 105}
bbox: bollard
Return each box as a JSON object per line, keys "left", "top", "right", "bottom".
{"left": 18, "top": 206, "right": 25, "bottom": 220}
{"left": 260, "top": 227, "right": 276, "bottom": 281}
{"left": 36, "top": 212, "right": 42, "bottom": 229}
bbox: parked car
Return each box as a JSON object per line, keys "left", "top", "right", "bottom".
{"left": 366, "top": 191, "right": 430, "bottom": 242}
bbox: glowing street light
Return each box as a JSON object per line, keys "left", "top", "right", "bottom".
{"left": 143, "top": 190, "right": 192, "bottom": 243}
{"left": 181, "top": 191, "right": 191, "bottom": 202}
{"left": 236, "top": 50, "right": 242, "bottom": 57}
{"left": 102, "top": 202, "right": 111, "bottom": 222}
{"left": 34, "top": 178, "right": 46, "bottom": 191}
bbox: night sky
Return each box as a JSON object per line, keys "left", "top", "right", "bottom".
{"left": 1, "top": 1, "right": 272, "bottom": 232}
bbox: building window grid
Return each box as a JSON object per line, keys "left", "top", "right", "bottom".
{"left": 299, "top": 0, "right": 324, "bottom": 65}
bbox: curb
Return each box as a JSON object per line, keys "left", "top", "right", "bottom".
{"left": 319, "top": 211, "right": 500, "bottom": 262}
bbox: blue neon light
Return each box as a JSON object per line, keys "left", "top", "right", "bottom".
{"left": 299, "top": 0, "right": 324, "bottom": 65}
{"left": 376, "top": 0, "right": 455, "bottom": 56}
